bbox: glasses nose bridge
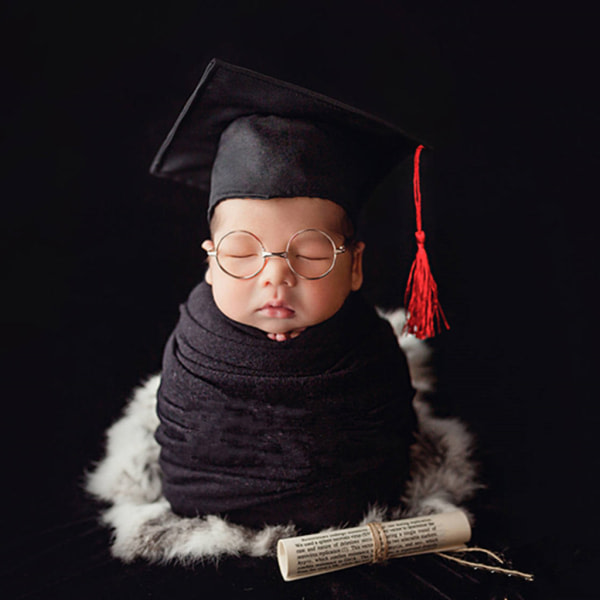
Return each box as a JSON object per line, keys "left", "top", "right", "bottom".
{"left": 262, "top": 249, "right": 289, "bottom": 261}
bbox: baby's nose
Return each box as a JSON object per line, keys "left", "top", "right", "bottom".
{"left": 259, "top": 255, "right": 296, "bottom": 287}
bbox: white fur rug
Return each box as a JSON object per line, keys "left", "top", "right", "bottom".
{"left": 86, "top": 309, "right": 480, "bottom": 564}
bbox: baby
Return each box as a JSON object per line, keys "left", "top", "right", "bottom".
{"left": 152, "top": 60, "right": 424, "bottom": 533}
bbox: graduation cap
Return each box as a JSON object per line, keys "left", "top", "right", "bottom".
{"left": 150, "top": 58, "right": 448, "bottom": 339}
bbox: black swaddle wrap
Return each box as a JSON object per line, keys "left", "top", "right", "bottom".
{"left": 156, "top": 282, "right": 416, "bottom": 532}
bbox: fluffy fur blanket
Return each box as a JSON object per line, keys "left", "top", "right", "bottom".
{"left": 86, "top": 309, "right": 480, "bottom": 565}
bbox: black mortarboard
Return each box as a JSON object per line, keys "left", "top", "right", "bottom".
{"left": 149, "top": 58, "right": 425, "bottom": 223}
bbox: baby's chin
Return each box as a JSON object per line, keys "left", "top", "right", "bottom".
{"left": 243, "top": 316, "right": 309, "bottom": 341}
{"left": 249, "top": 315, "right": 310, "bottom": 336}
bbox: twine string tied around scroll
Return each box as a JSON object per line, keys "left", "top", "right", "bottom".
{"left": 366, "top": 522, "right": 389, "bottom": 563}
{"left": 365, "top": 521, "right": 534, "bottom": 581}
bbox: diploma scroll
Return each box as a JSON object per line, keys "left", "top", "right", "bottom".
{"left": 277, "top": 510, "right": 471, "bottom": 581}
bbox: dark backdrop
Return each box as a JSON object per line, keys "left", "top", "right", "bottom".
{"left": 2, "top": 1, "right": 598, "bottom": 598}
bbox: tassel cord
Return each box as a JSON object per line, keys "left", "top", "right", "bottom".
{"left": 403, "top": 145, "right": 449, "bottom": 339}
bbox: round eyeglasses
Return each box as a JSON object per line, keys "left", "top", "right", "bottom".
{"left": 205, "top": 229, "right": 347, "bottom": 280}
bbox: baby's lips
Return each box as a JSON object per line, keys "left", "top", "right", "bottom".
{"left": 259, "top": 305, "right": 295, "bottom": 318}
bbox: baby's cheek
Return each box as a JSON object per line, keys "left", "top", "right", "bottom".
{"left": 211, "top": 280, "right": 250, "bottom": 323}
{"left": 303, "top": 282, "right": 350, "bottom": 324}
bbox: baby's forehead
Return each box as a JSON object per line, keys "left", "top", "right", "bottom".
{"left": 210, "top": 197, "right": 350, "bottom": 238}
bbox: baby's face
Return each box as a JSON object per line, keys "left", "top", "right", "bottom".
{"left": 203, "top": 197, "right": 364, "bottom": 340}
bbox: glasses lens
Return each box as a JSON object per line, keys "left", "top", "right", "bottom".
{"left": 288, "top": 229, "right": 336, "bottom": 279}
{"left": 216, "top": 231, "right": 264, "bottom": 278}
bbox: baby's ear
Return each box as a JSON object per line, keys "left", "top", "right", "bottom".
{"left": 201, "top": 240, "right": 214, "bottom": 285}
{"left": 350, "top": 242, "right": 365, "bottom": 291}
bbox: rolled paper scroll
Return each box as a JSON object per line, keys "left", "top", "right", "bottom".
{"left": 277, "top": 511, "right": 471, "bottom": 581}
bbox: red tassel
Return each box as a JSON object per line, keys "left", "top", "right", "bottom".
{"left": 403, "top": 145, "right": 449, "bottom": 339}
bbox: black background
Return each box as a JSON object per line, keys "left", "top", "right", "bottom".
{"left": 2, "top": 1, "right": 598, "bottom": 598}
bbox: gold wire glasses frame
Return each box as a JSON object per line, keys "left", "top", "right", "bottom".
{"left": 205, "top": 228, "right": 347, "bottom": 280}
